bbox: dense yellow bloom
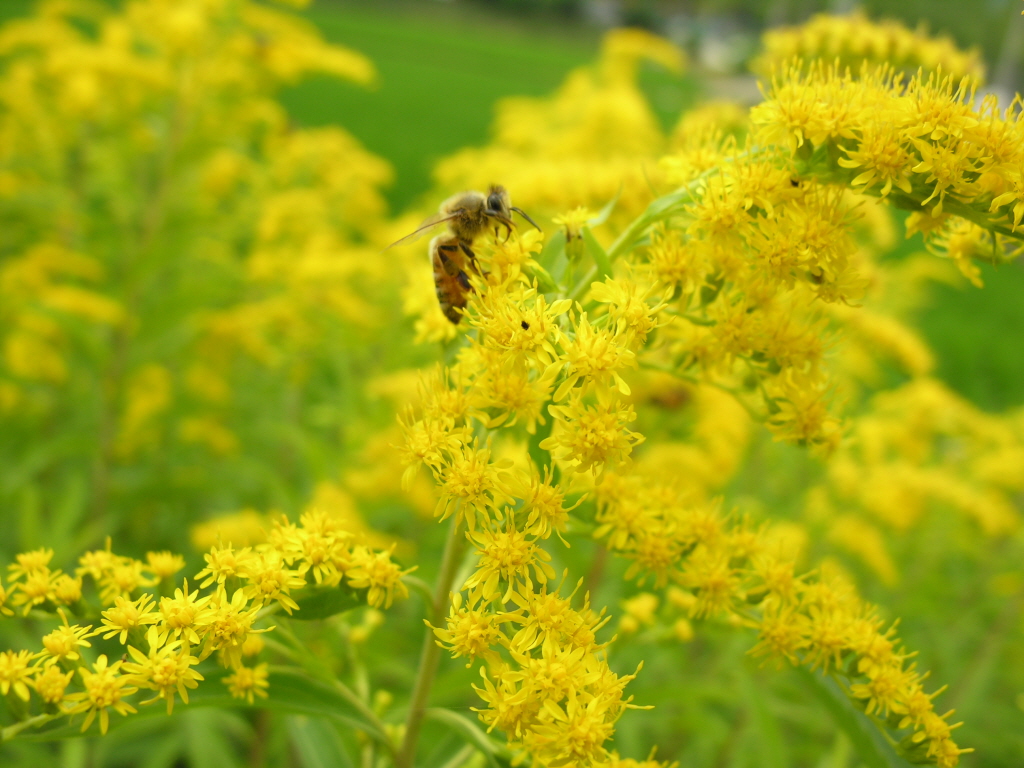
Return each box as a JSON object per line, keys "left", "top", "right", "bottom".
{"left": 159, "top": 580, "right": 210, "bottom": 646}
{"left": 554, "top": 314, "right": 636, "bottom": 400}
{"left": 543, "top": 391, "right": 645, "bottom": 474}
{"left": 100, "top": 594, "right": 161, "bottom": 645}
{"left": 346, "top": 545, "right": 411, "bottom": 609}
{"left": 752, "top": 12, "right": 985, "bottom": 81}
{"left": 223, "top": 663, "right": 270, "bottom": 705}
{"left": 198, "top": 588, "right": 264, "bottom": 670}
{"left": 123, "top": 627, "right": 204, "bottom": 714}
{"left": 33, "top": 664, "right": 74, "bottom": 705}
{"left": 466, "top": 518, "right": 555, "bottom": 603}
{"left": 195, "top": 543, "right": 254, "bottom": 589}
{"left": 3, "top": 4, "right": 1012, "bottom": 765}
{"left": 40, "top": 614, "right": 94, "bottom": 665}
{"left": 434, "top": 442, "right": 515, "bottom": 530}
{"left": 239, "top": 549, "right": 306, "bottom": 613}
{"left": 66, "top": 655, "right": 138, "bottom": 734}
{"left": 431, "top": 591, "right": 507, "bottom": 665}
{"left": 0, "top": 650, "right": 35, "bottom": 701}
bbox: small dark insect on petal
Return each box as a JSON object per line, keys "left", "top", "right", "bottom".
{"left": 790, "top": 178, "right": 800, "bottom": 187}
{"left": 521, "top": 321, "right": 530, "bottom": 330}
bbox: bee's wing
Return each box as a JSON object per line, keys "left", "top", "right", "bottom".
{"left": 382, "top": 212, "right": 461, "bottom": 251}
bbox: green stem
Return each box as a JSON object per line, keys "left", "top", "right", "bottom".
{"left": 403, "top": 575, "right": 435, "bottom": 607}
{"left": 0, "top": 713, "right": 60, "bottom": 742}
{"left": 396, "top": 515, "right": 465, "bottom": 768}
{"left": 438, "top": 744, "right": 475, "bottom": 768}
{"left": 265, "top": 627, "right": 397, "bottom": 762}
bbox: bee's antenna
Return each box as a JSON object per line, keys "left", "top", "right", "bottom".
{"left": 511, "top": 207, "right": 542, "bottom": 232}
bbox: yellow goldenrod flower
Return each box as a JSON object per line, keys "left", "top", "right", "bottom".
{"left": 434, "top": 442, "right": 514, "bottom": 531}
{"left": 553, "top": 313, "right": 636, "bottom": 401}
{"left": 239, "top": 549, "right": 305, "bottom": 613}
{"left": 241, "top": 634, "right": 266, "bottom": 658}
{"left": 514, "top": 464, "right": 582, "bottom": 542}
{"left": 752, "top": 12, "right": 985, "bottom": 81}
{"left": 0, "top": 649, "right": 35, "bottom": 701}
{"left": 465, "top": 519, "right": 555, "bottom": 603}
{"left": 470, "top": 288, "right": 571, "bottom": 368}
{"left": 159, "top": 579, "right": 210, "bottom": 646}
{"left": 97, "top": 557, "right": 157, "bottom": 605}
{"left": 476, "top": 357, "right": 559, "bottom": 434}
{"left": 552, "top": 206, "right": 594, "bottom": 243}
{"left": 145, "top": 551, "right": 186, "bottom": 581}
{"left": 523, "top": 690, "right": 615, "bottom": 766}
{"left": 223, "top": 663, "right": 269, "bottom": 705}
{"left": 195, "top": 543, "right": 254, "bottom": 589}
{"left": 100, "top": 594, "right": 161, "bottom": 645}
{"left": 346, "top": 545, "right": 411, "bottom": 609}
{"left": 590, "top": 277, "right": 669, "bottom": 345}
{"left": 273, "top": 509, "right": 351, "bottom": 586}
{"left": 33, "top": 664, "right": 74, "bottom": 705}
{"left": 430, "top": 591, "right": 506, "bottom": 666}
{"left": 7, "top": 548, "right": 54, "bottom": 581}
{"left": 543, "top": 390, "right": 645, "bottom": 474}
{"left": 40, "top": 612, "right": 94, "bottom": 664}
{"left": 66, "top": 655, "right": 138, "bottom": 734}
{"left": 10, "top": 566, "right": 60, "bottom": 615}
{"left": 51, "top": 573, "right": 83, "bottom": 606}
{"left": 198, "top": 587, "right": 264, "bottom": 669}
{"left": 123, "top": 626, "right": 204, "bottom": 714}
{"left": 0, "top": 576, "right": 14, "bottom": 616}
{"left": 77, "top": 545, "right": 117, "bottom": 581}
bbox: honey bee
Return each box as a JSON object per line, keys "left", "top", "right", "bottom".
{"left": 387, "top": 185, "right": 540, "bottom": 324}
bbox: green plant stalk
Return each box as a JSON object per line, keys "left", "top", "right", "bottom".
{"left": 0, "top": 713, "right": 60, "bottom": 742}
{"left": 396, "top": 514, "right": 466, "bottom": 768}
{"left": 264, "top": 627, "right": 396, "bottom": 759}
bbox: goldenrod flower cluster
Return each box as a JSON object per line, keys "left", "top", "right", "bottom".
{"left": 0, "top": 0, "right": 392, "bottom": 522}
{"left": 2, "top": 2, "right": 1022, "bottom": 766}
{"left": 753, "top": 61, "right": 1024, "bottom": 274}
{"left": 808, "top": 377, "right": 1024, "bottom": 584}
{"left": 0, "top": 508, "right": 407, "bottom": 737}
{"left": 593, "top": 469, "right": 970, "bottom": 767}
{"left": 388, "top": 16, "right": 1023, "bottom": 767}
{"left": 751, "top": 12, "right": 985, "bottom": 82}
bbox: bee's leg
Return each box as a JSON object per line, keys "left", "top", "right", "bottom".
{"left": 457, "top": 270, "right": 472, "bottom": 292}
{"left": 437, "top": 243, "right": 462, "bottom": 276}
{"left": 459, "top": 241, "right": 482, "bottom": 274}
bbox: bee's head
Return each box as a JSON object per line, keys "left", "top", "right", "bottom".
{"left": 485, "top": 185, "right": 510, "bottom": 218}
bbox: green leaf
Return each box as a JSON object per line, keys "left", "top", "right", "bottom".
{"left": 582, "top": 227, "right": 613, "bottom": 282}
{"left": 796, "top": 667, "right": 910, "bottom": 768}
{"left": 288, "top": 715, "right": 356, "bottom": 768}
{"left": 538, "top": 228, "right": 567, "bottom": 272}
{"left": 183, "top": 708, "right": 244, "bottom": 768}
{"left": 588, "top": 188, "right": 620, "bottom": 227}
{"left": 290, "top": 584, "right": 364, "bottom": 620}
{"left": 425, "top": 708, "right": 503, "bottom": 768}
{"left": 738, "top": 667, "right": 788, "bottom": 768}
{"left": 643, "top": 187, "right": 692, "bottom": 219}
{"left": 526, "top": 262, "right": 559, "bottom": 294}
